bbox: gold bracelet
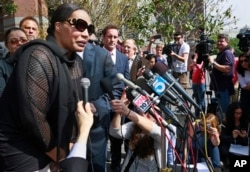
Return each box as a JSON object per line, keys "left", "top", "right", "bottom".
{"left": 126, "top": 110, "right": 131, "bottom": 117}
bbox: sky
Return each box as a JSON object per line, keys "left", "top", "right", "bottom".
{"left": 223, "top": 0, "right": 250, "bottom": 29}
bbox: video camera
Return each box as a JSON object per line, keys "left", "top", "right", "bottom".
{"left": 195, "top": 33, "right": 215, "bottom": 69}
{"left": 237, "top": 30, "right": 250, "bottom": 52}
{"left": 162, "top": 43, "right": 179, "bottom": 69}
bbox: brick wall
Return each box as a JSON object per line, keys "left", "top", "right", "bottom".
{"left": 0, "top": 0, "right": 48, "bottom": 41}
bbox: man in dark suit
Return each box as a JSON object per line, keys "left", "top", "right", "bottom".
{"left": 102, "top": 24, "right": 130, "bottom": 172}
{"left": 77, "top": 41, "right": 122, "bottom": 172}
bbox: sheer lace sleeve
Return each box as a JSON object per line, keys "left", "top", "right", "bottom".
{"left": 22, "top": 45, "right": 59, "bottom": 151}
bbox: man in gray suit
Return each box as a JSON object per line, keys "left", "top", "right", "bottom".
{"left": 102, "top": 24, "right": 130, "bottom": 172}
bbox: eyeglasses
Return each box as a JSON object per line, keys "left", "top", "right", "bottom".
{"left": 9, "top": 38, "right": 28, "bottom": 45}
{"left": 239, "top": 59, "right": 249, "bottom": 64}
{"left": 66, "top": 18, "right": 95, "bottom": 35}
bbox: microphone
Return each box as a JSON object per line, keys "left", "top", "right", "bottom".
{"left": 143, "top": 69, "right": 190, "bottom": 115}
{"left": 100, "top": 77, "right": 115, "bottom": 100}
{"left": 116, "top": 73, "right": 147, "bottom": 96}
{"left": 80, "top": 78, "right": 91, "bottom": 103}
{"left": 126, "top": 88, "right": 176, "bottom": 134}
{"left": 153, "top": 62, "right": 201, "bottom": 112}
{"left": 134, "top": 77, "right": 183, "bottom": 129}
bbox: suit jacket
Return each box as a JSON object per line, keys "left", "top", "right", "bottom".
{"left": 130, "top": 54, "right": 143, "bottom": 82}
{"left": 82, "top": 43, "right": 123, "bottom": 156}
{"left": 115, "top": 49, "right": 130, "bottom": 81}
{"left": 60, "top": 157, "right": 88, "bottom": 172}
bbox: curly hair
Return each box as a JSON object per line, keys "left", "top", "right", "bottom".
{"left": 129, "top": 124, "right": 155, "bottom": 159}
{"left": 225, "top": 102, "right": 248, "bottom": 132}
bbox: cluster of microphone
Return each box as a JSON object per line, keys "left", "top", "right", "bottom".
{"left": 115, "top": 62, "right": 200, "bottom": 130}
{"left": 83, "top": 63, "right": 200, "bottom": 132}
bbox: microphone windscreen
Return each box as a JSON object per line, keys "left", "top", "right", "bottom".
{"left": 135, "top": 77, "right": 153, "bottom": 94}
{"left": 142, "top": 69, "right": 154, "bottom": 80}
{"left": 152, "top": 62, "right": 168, "bottom": 75}
{"left": 116, "top": 73, "right": 124, "bottom": 80}
{"left": 80, "top": 78, "right": 91, "bottom": 88}
{"left": 125, "top": 87, "right": 135, "bottom": 101}
{"left": 100, "top": 77, "right": 114, "bottom": 99}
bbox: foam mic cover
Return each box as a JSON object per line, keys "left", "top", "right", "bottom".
{"left": 80, "top": 78, "right": 91, "bottom": 103}
{"left": 152, "top": 62, "right": 168, "bottom": 75}
{"left": 135, "top": 77, "right": 154, "bottom": 94}
{"left": 100, "top": 77, "right": 115, "bottom": 100}
{"left": 125, "top": 87, "right": 136, "bottom": 102}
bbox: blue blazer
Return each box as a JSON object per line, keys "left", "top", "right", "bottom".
{"left": 83, "top": 43, "right": 122, "bottom": 114}
{"left": 82, "top": 43, "right": 123, "bottom": 158}
{"left": 115, "top": 50, "right": 130, "bottom": 80}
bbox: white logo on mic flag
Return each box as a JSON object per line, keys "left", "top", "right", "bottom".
{"left": 152, "top": 76, "right": 167, "bottom": 96}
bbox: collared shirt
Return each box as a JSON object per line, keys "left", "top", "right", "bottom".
{"left": 128, "top": 55, "right": 136, "bottom": 71}
{"left": 104, "top": 47, "right": 116, "bottom": 64}
{"left": 77, "top": 51, "right": 84, "bottom": 60}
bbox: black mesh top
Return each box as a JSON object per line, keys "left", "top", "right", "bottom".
{"left": 0, "top": 41, "right": 84, "bottom": 171}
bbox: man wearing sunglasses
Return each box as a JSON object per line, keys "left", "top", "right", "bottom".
{"left": 208, "top": 33, "right": 235, "bottom": 118}
{"left": 169, "top": 32, "right": 190, "bottom": 89}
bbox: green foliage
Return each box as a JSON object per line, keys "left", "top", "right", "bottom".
{"left": 230, "top": 38, "right": 241, "bottom": 57}
{"left": 1, "top": 0, "right": 18, "bottom": 15}
{"left": 43, "top": 0, "right": 236, "bottom": 47}
{"left": 127, "top": 0, "right": 236, "bottom": 46}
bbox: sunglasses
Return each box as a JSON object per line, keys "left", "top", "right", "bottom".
{"left": 9, "top": 38, "right": 28, "bottom": 45}
{"left": 240, "top": 59, "right": 249, "bottom": 64}
{"left": 174, "top": 37, "right": 181, "bottom": 40}
{"left": 66, "top": 18, "right": 95, "bottom": 35}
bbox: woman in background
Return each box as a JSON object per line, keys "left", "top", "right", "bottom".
{"left": 188, "top": 113, "right": 221, "bottom": 172}
{"left": 0, "top": 27, "right": 28, "bottom": 97}
{"left": 219, "top": 102, "right": 248, "bottom": 171}
{"left": 189, "top": 52, "right": 206, "bottom": 118}
{"left": 237, "top": 53, "right": 250, "bottom": 120}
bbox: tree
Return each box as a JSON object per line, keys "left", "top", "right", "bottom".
{"left": 127, "top": 0, "right": 237, "bottom": 45}
{"left": 1, "top": 0, "right": 18, "bottom": 15}
{"left": 45, "top": 0, "right": 139, "bottom": 39}
{"left": 2, "top": 0, "right": 237, "bottom": 47}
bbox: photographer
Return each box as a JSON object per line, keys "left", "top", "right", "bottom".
{"left": 209, "top": 34, "right": 235, "bottom": 117}
{"left": 169, "top": 32, "right": 190, "bottom": 89}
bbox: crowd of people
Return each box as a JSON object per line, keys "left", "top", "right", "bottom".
{"left": 0, "top": 2, "right": 250, "bottom": 172}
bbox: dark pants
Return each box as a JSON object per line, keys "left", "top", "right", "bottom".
{"left": 110, "top": 134, "right": 123, "bottom": 168}
{"left": 87, "top": 118, "right": 109, "bottom": 172}
{"left": 109, "top": 115, "right": 126, "bottom": 169}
